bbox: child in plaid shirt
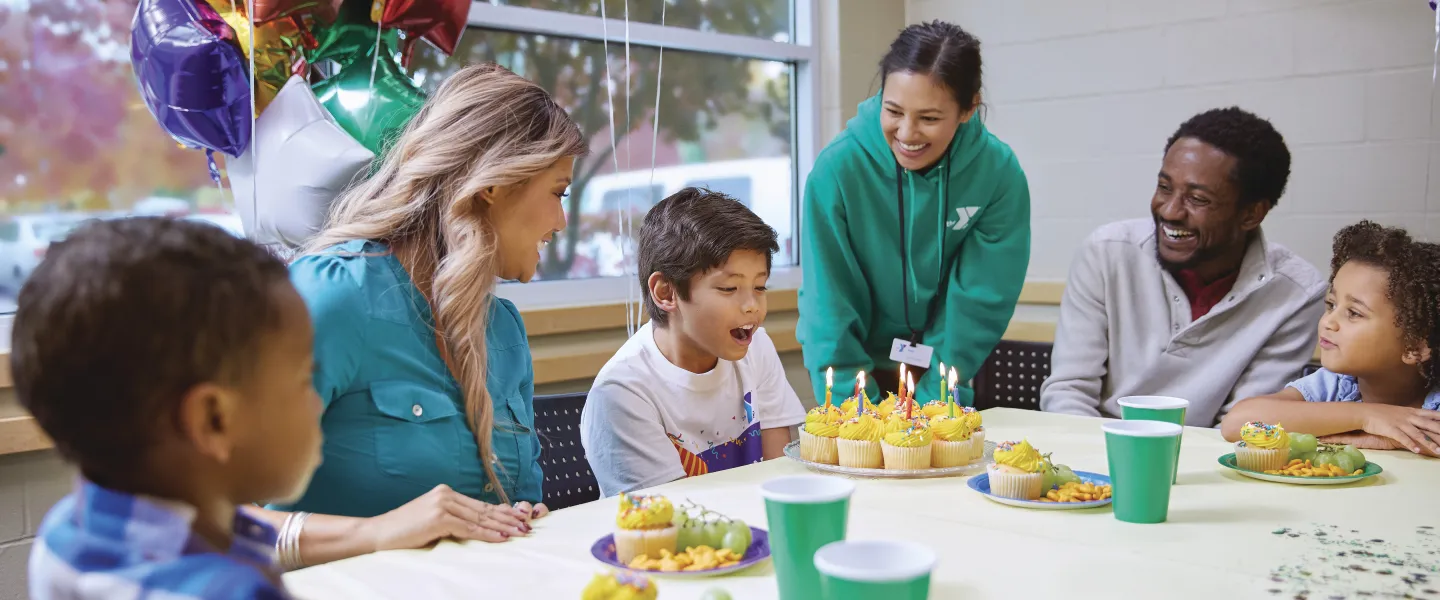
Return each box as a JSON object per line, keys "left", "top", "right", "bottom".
{"left": 14, "top": 218, "right": 324, "bottom": 599}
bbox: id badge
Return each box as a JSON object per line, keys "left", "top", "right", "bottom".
{"left": 889, "top": 338, "right": 934, "bottom": 368}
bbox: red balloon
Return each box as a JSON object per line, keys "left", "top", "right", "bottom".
{"left": 371, "top": 0, "right": 468, "bottom": 64}
{"left": 253, "top": 0, "right": 342, "bottom": 23}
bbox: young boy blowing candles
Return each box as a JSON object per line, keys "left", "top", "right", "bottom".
{"left": 581, "top": 188, "right": 807, "bottom": 497}
{"left": 15, "top": 218, "right": 324, "bottom": 599}
{"left": 1221, "top": 221, "right": 1440, "bottom": 457}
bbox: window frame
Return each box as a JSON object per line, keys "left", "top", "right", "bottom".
{"left": 468, "top": 0, "right": 820, "bottom": 310}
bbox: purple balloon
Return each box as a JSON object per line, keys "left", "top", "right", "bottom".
{"left": 130, "top": 0, "right": 252, "bottom": 156}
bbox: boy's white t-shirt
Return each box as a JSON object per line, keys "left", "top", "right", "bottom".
{"left": 580, "top": 322, "right": 807, "bottom": 497}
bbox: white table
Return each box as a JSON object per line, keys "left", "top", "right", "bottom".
{"left": 284, "top": 409, "right": 1440, "bottom": 599}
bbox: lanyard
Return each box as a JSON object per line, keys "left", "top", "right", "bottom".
{"left": 895, "top": 160, "right": 958, "bottom": 345}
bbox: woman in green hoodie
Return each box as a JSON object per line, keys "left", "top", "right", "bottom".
{"left": 799, "top": 21, "right": 1030, "bottom": 405}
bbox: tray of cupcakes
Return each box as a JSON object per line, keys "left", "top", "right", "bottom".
{"left": 785, "top": 365, "right": 993, "bottom": 478}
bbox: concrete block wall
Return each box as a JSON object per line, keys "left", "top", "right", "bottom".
{"left": 906, "top": 0, "right": 1440, "bottom": 279}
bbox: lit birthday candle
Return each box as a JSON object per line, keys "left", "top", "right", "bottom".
{"left": 939, "top": 361, "right": 948, "bottom": 407}
{"left": 825, "top": 367, "right": 833, "bottom": 409}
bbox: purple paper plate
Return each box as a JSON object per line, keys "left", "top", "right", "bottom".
{"left": 590, "top": 526, "right": 772, "bottom": 578}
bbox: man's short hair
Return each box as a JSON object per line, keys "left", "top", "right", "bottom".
{"left": 1165, "top": 106, "right": 1291, "bottom": 208}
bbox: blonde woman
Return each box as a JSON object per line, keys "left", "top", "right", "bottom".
{"left": 247, "top": 63, "right": 587, "bottom": 567}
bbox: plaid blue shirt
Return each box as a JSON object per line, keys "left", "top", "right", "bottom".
{"left": 29, "top": 479, "right": 290, "bottom": 600}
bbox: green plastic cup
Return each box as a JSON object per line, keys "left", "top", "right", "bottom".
{"left": 1118, "top": 395, "right": 1189, "bottom": 483}
{"left": 1103, "top": 420, "right": 1183, "bottom": 524}
{"left": 814, "top": 540, "right": 936, "bottom": 600}
{"left": 761, "top": 475, "right": 856, "bottom": 600}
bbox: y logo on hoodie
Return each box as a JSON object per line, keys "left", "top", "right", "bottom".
{"left": 948, "top": 207, "right": 980, "bottom": 231}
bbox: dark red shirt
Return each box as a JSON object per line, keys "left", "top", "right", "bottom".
{"left": 1174, "top": 269, "right": 1239, "bottom": 321}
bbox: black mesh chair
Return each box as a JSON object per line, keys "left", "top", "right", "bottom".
{"left": 972, "top": 341, "right": 1053, "bottom": 411}
{"left": 533, "top": 392, "right": 600, "bottom": 511}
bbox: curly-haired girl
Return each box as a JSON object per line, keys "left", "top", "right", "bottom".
{"left": 1221, "top": 220, "right": 1440, "bottom": 456}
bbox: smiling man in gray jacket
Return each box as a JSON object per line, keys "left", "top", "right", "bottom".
{"left": 1040, "top": 107, "right": 1326, "bottom": 427}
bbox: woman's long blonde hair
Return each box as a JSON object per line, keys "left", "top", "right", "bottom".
{"left": 302, "top": 63, "right": 586, "bottom": 504}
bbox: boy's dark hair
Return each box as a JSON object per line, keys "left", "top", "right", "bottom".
{"left": 880, "top": 20, "right": 983, "bottom": 113}
{"left": 1165, "top": 107, "right": 1291, "bottom": 209}
{"left": 11, "top": 217, "right": 292, "bottom": 486}
{"left": 638, "top": 187, "right": 778, "bottom": 327}
{"left": 1331, "top": 221, "right": 1440, "bottom": 387}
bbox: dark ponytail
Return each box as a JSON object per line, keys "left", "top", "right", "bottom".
{"left": 879, "top": 20, "right": 983, "bottom": 112}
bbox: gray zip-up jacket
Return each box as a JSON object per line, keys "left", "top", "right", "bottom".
{"left": 1040, "top": 219, "right": 1326, "bottom": 427}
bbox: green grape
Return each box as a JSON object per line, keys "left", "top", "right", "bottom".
{"left": 678, "top": 520, "right": 706, "bottom": 551}
{"left": 1288, "top": 433, "right": 1318, "bottom": 460}
{"left": 1055, "top": 465, "right": 1082, "bottom": 486}
{"left": 1332, "top": 452, "right": 1358, "bottom": 474}
{"left": 1340, "top": 445, "right": 1366, "bottom": 470}
{"left": 672, "top": 510, "right": 689, "bottom": 529}
{"left": 1312, "top": 451, "right": 1339, "bottom": 469}
{"left": 702, "top": 520, "right": 728, "bottom": 549}
{"left": 699, "top": 589, "right": 734, "bottom": 600}
{"left": 721, "top": 520, "right": 752, "bottom": 555}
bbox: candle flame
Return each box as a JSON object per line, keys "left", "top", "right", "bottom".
{"left": 826, "top": 366, "right": 833, "bottom": 387}
{"left": 949, "top": 366, "right": 958, "bottom": 386}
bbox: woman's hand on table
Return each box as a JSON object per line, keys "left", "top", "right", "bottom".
{"left": 365, "top": 484, "right": 533, "bottom": 551}
{"left": 1358, "top": 405, "right": 1440, "bottom": 456}
{"left": 512, "top": 501, "right": 549, "bottom": 520}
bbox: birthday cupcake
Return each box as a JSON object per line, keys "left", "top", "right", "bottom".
{"left": 800, "top": 405, "right": 843, "bottom": 464}
{"left": 613, "top": 494, "right": 677, "bottom": 564}
{"left": 839, "top": 397, "right": 860, "bottom": 417}
{"left": 920, "top": 400, "right": 950, "bottom": 419}
{"left": 882, "top": 418, "right": 933, "bottom": 470}
{"left": 1236, "top": 421, "right": 1290, "bottom": 472}
{"left": 837, "top": 411, "right": 884, "bottom": 469}
{"left": 987, "top": 440, "right": 1046, "bottom": 500}
{"left": 581, "top": 571, "right": 658, "bottom": 600}
{"left": 960, "top": 407, "right": 985, "bottom": 460}
{"left": 927, "top": 415, "right": 975, "bottom": 468}
{"left": 875, "top": 393, "right": 901, "bottom": 419}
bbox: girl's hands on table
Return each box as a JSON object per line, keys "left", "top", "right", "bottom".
{"left": 513, "top": 501, "right": 549, "bottom": 520}
{"left": 365, "top": 484, "right": 535, "bottom": 551}
{"left": 1358, "top": 405, "right": 1440, "bottom": 456}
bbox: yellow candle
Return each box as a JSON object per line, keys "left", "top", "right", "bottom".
{"left": 939, "top": 362, "right": 947, "bottom": 406}
{"left": 825, "top": 367, "right": 833, "bottom": 409}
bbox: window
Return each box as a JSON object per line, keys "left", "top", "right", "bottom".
{"left": 407, "top": 1, "right": 818, "bottom": 302}
{"left": 0, "top": 0, "right": 230, "bottom": 313}
{"left": 0, "top": 0, "right": 817, "bottom": 314}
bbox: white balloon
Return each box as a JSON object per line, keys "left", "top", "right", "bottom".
{"left": 228, "top": 75, "right": 374, "bottom": 249}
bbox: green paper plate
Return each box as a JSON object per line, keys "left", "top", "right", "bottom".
{"left": 1217, "top": 453, "right": 1382, "bottom": 485}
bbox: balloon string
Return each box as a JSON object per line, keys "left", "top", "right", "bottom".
{"left": 600, "top": 1, "right": 627, "bottom": 335}
{"left": 246, "top": 0, "right": 256, "bottom": 233}
{"left": 1427, "top": 6, "right": 1438, "bottom": 219}
{"left": 643, "top": 0, "right": 665, "bottom": 332}
{"left": 369, "top": 9, "right": 383, "bottom": 129}
{"left": 623, "top": 0, "right": 636, "bottom": 336}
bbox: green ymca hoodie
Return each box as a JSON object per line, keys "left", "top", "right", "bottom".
{"left": 798, "top": 95, "right": 1031, "bottom": 406}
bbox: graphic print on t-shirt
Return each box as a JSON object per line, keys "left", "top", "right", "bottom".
{"left": 668, "top": 392, "right": 763, "bottom": 477}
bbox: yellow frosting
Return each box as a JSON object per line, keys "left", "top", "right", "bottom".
{"left": 928, "top": 415, "right": 972, "bottom": 441}
{"left": 615, "top": 494, "right": 674, "bottom": 529}
{"left": 804, "top": 416, "right": 841, "bottom": 438}
{"left": 960, "top": 407, "right": 982, "bottom": 431}
{"left": 876, "top": 393, "right": 899, "bottom": 418}
{"left": 1240, "top": 421, "right": 1289, "bottom": 450}
{"left": 806, "top": 405, "right": 844, "bottom": 427}
{"left": 839, "top": 398, "right": 859, "bottom": 417}
{"left": 993, "top": 440, "right": 1045, "bottom": 473}
{"left": 581, "top": 572, "right": 658, "bottom": 600}
{"left": 921, "top": 401, "right": 950, "bottom": 419}
{"left": 883, "top": 419, "right": 933, "bottom": 447}
{"left": 838, "top": 412, "right": 884, "bottom": 442}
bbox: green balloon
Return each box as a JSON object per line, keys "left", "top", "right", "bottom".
{"left": 306, "top": 0, "right": 401, "bottom": 68}
{"left": 314, "top": 46, "right": 427, "bottom": 155}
